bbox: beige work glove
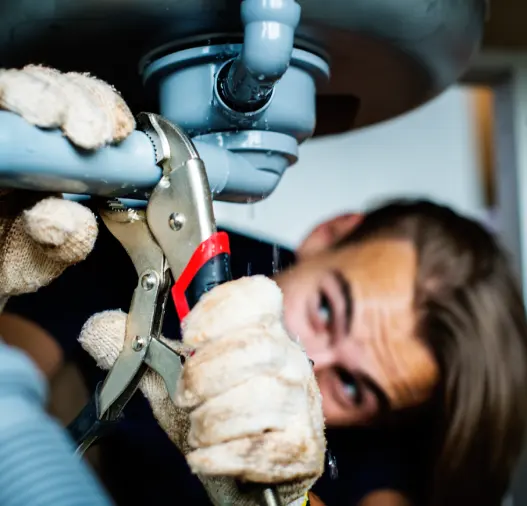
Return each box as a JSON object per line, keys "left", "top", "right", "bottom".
{"left": 79, "top": 276, "right": 326, "bottom": 506}
{"left": 0, "top": 64, "right": 135, "bottom": 308}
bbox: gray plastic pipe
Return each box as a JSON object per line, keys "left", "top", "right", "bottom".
{"left": 0, "top": 112, "right": 160, "bottom": 198}
{"left": 218, "top": 0, "right": 301, "bottom": 111}
{"left": 0, "top": 111, "right": 286, "bottom": 201}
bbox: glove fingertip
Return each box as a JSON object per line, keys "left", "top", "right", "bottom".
{"left": 24, "top": 197, "right": 72, "bottom": 244}
{"left": 79, "top": 310, "right": 127, "bottom": 370}
{"left": 64, "top": 71, "right": 134, "bottom": 147}
{"left": 24, "top": 198, "right": 98, "bottom": 264}
{"left": 111, "top": 94, "right": 136, "bottom": 142}
{"left": 139, "top": 370, "right": 170, "bottom": 406}
{"left": 0, "top": 67, "right": 66, "bottom": 128}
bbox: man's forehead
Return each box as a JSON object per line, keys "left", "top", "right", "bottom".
{"left": 293, "top": 236, "right": 417, "bottom": 292}
{"left": 333, "top": 237, "right": 417, "bottom": 272}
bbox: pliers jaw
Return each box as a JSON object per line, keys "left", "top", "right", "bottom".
{"left": 136, "top": 112, "right": 200, "bottom": 169}
{"left": 78, "top": 201, "right": 176, "bottom": 426}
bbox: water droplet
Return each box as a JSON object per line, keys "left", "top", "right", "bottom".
{"left": 272, "top": 244, "right": 281, "bottom": 275}
{"left": 327, "top": 450, "right": 338, "bottom": 480}
{"left": 246, "top": 262, "right": 252, "bottom": 276}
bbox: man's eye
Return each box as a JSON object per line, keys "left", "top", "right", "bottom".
{"left": 318, "top": 294, "right": 332, "bottom": 325}
{"left": 337, "top": 368, "right": 363, "bottom": 405}
{"left": 343, "top": 382, "right": 357, "bottom": 399}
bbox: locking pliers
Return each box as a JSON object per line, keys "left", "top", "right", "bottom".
{"left": 67, "top": 113, "right": 281, "bottom": 506}
{"left": 68, "top": 113, "right": 232, "bottom": 450}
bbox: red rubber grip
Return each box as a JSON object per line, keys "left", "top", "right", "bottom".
{"left": 172, "top": 231, "right": 231, "bottom": 321}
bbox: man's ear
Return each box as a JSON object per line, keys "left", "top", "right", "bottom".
{"left": 297, "top": 213, "right": 362, "bottom": 259}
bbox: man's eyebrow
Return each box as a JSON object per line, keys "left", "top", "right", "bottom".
{"left": 332, "top": 270, "right": 353, "bottom": 334}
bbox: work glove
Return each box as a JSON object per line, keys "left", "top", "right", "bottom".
{"left": 79, "top": 276, "right": 326, "bottom": 506}
{"left": 0, "top": 64, "right": 135, "bottom": 309}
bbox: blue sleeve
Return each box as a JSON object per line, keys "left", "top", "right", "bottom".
{"left": 0, "top": 341, "right": 113, "bottom": 506}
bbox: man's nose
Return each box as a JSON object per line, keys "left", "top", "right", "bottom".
{"left": 311, "top": 348, "right": 336, "bottom": 372}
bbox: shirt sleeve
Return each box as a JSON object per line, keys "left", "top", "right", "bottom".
{"left": 0, "top": 341, "right": 113, "bottom": 506}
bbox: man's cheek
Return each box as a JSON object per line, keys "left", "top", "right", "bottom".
{"left": 282, "top": 296, "right": 311, "bottom": 341}
{"left": 314, "top": 369, "right": 330, "bottom": 400}
{"left": 315, "top": 370, "right": 342, "bottom": 424}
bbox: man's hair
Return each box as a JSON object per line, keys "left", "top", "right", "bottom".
{"left": 341, "top": 199, "right": 527, "bottom": 506}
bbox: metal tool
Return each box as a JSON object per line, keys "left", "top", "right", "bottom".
{"left": 67, "top": 112, "right": 281, "bottom": 506}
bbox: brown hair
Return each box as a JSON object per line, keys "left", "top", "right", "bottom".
{"left": 341, "top": 199, "right": 527, "bottom": 506}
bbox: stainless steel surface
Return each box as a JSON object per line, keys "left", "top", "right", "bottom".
{"left": 145, "top": 338, "right": 183, "bottom": 404}
{"left": 75, "top": 436, "right": 98, "bottom": 457}
{"left": 97, "top": 204, "right": 168, "bottom": 418}
{"left": 96, "top": 114, "right": 215, "bottom": 420}
{"left": 132, "top": 335, "right": 147, "bottom": 351}
{"left": 261, "top": 487, "right": 283, "bottom": 506}
{"left": 137, "top": 112, "right": 200, "bottom": 172}
{"left": 142, "top": 113, "right": 280, "bottom": 506}
{"left": 140, "top": 114, "right": 217, "bottom": 281}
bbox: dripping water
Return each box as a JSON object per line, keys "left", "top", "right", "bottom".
{"left": 271, "top": 243, "right": 281, "bottom": 275}
{"left": 327, "top": 449, "right": 338, "bottom": 480}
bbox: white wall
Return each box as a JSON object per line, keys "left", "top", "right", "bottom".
{"left": 214, "top": 86, "right": 485, "bottom": 249}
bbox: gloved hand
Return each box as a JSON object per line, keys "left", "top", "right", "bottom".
{"left": 0, "top": 65, "right": 135, "bottom": 308}
{"left": 79, "top": 276, "right": 326, "bottom": 506}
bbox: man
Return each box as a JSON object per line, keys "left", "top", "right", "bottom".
{"left": 275, "top": 203, "right": 527, "bottom": 505}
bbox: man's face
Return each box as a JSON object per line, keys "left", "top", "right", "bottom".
{"left": 274, "top": 237, "right": 439, "bottom": 426}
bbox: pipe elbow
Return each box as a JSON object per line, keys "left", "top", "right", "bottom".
{"left": 193, "top": 140, "right": 290, "bottom": 203}
{"left": 240, "top": 0, "right": 301, "bottom": 80}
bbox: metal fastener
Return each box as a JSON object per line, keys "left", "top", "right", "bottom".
{"left": 159, "top": 177, "right": 171, "bottom": 189}
{"left": 169, "top": 212, "right": 186, "bottom": 231}
{"left": 132, "top": 336, "right": 146, "bottom": 351}
{"left": 141, "top": 272, "right": 157, "bottom": 291}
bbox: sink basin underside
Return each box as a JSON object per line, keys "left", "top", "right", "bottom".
{"left": 0, "top": 0, "right": 485, "bottom": 133}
